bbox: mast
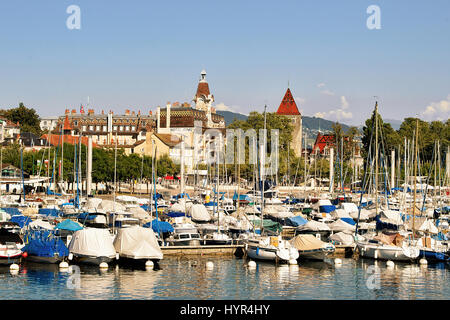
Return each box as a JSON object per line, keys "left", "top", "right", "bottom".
{"left": 113, "top": 132, "right": 117, "bottom": 233}
{"left": 412, "top": 118, "right": 419, "bottom": 240}
{"left": 260, "top": 105, "right": 267, "bottom": 235}
{"left": 374, "top": 101, "right": 379, "bottom": 217}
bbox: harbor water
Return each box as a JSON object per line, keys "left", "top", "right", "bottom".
{"left": 1, "top": 256, "right": 449, "bottom": 300}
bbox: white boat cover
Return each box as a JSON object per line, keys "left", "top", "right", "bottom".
{"left": 290, "top": 234, "right": 328, "bottom": 251}
{"left": 170, "top": 203, "right": 185, "bottom": 212}
{"left": 329, "top": 219, "right": 356, "bottom": 233}
{"left": 379, "top": 210, "right": 403, "bottom": 225}
{"left": 349, "top": 209, "right": 371, "bottom": 221}
{"left": 22, "top": 207, "right": 39, "bottom": 217}
{"left": 418, "top": 219, "right": 439, "bottom": 234}
{"left": 341, "top": 202, "right": 358, "bottom": 214}
{"left": 296, "top": 220, "right": 330, "bottom": 232}
{"left": 329, "top": 232, "right": 355, "bottom": 245}
{"left": 113, "top": 226, "right": 163, "bottom": 260}
{"left": 127, "top": 206, "right": 149, "bottom": 220}
{"left": 264, "top": 206, "right": 293, "bottom": 219}
{"left": 318, "top": 199, "right": 332, "bottom": 206}
{"left": 331, "top": 209, "right": 352, "bottom": 219}
{"left": 189, "top": 204, "right": 211, "bottom": 222}
{"left": 69, "top": 228, "right": 117, "bottom": 258}
{"left": 86, "top": 197, "right": 103, "bottom": 209}
{"left": 99, "top": 200, "right": 126, "bottom": 212}
{"left": 28, "top": 219, "right": 55, "bottom": 230}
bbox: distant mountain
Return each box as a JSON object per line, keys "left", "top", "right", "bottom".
{"left": 220, "top": 111, "right": 357, "bottom": 141}
{"left": 384, "top": 118, "right": 403, "bottom": 130}
{"left": 216, "top": 110, "right": 248, "bottom": 124}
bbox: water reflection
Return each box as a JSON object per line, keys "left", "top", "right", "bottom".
{"left": 0, "top": 256, "right": 448, "bottom": 300}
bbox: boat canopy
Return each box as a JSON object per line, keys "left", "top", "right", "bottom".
{"left": 143, "top": 220, "right": 174, "bottom": 233}
{"left": 290, "top": 234, "right": 327, "bottom": 251}
{"left": 113, "top": 226, "right": 163, "bottom": 260}
{"left": 10, "top": 215, "right": 32, "bottom": 228}
{"left": 189, "top": 204, "right": 211, "bottom": 222}
{"left": 329, "top": 232, "right": 354, "bottom": 245}
{"left": 68, "top": 228, "right": 116, "bottom": 257}
{"left": 55, "top": 219, "right": 83, "bottom": 232}
{"left": 39, "top": 208, "right": 63, "bottom": 217}
{"left": 286, "top": 215, "right": 308, "bottom": 227}
{"left": 22, "top": 230, "right": 68, "bottom": 258}
{"left": 28, "top": 219, "right": 55, "bottom": 230}
{"left": 329, "top": 219, "right": 356, "bottom": 233}
{"left": 296, "top": 220, "right": 330, "bottom": 232}
{"left": 249, "top": 218, "right": 282, "bottom": 233}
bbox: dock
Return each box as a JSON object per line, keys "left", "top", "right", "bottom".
{"left": 161, "top": 244, "right": 245, "bottom": 256}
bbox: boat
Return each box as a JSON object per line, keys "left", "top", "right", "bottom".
{"left": 21, "top": 229, "right": 69, "bottom": 264}
{"left": 290, "top": 234, "right": 335, "bottom": 261}
{"left": 166, "top": 217, "right": 201, "bottom": 246}
{"left": 113, "top": 226, "right": 163, "bottom": 267}
{"left": 0, "top": 228, "right": 24, "bottom": 265}
{"left": 244, "top": 235, "right": 299, "bottom": 263}
{"left": 202, "top": 230, "right": 233, "bottom": 245}
{"left": 68, "top": 228, "right": 118, "bottom": 265}
{"left": 356, "top": 232, "right": 420, "bottom": 261}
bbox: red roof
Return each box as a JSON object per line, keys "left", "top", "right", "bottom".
{"left": 41, "top": 134, "right": 98, "bottom": 148}
{"left": 194, "top": 82, "right": 211, "bottom": 100}
{"left": 63, "top": 115, "right": 73, "bottom": 130}
{"left": 312, "top": 133, "right": 335, "bottom": 154}
{"left": 276, "top": 88, "right": 300, "bottom": 115}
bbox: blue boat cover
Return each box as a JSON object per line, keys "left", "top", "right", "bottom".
{"left": 39, "top": 208, "right": 63, "bottom": 217}
{"left": 2, "top": 207, "right": 22, "bottom": 216}
{"left": 340, "top": 217, "right": 356, "bottom": 225}
{"left": 166, "top": 211, "right": 186, "bottom": 218}
{"left": 319, "top": 205, "right": 336, "bottom": 213}
{"left": 232, "top": 192, "right": 251, "bottom": 201}
{"left": 204, "top": 202, "right": 218, "bottom": 207}
{"left": 77, "top": 212, "right": 97, "bottom": 221}
{"left": 55, "top": 219, "right": 83, "bottom": 231}
{"left": 10, "top": 215, "right": 32, "bottom": 228}
{"left": 143, "top": 220, "right": 174, "bottom": 233}
{"left": 286, "top": 215, "right": 308, "bottom": 227}
{"left": 22, "top": 230, "right": 68, "bottom": 258}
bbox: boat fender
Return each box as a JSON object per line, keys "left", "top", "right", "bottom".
{"left": 99, "top": 262, "right": 108, "bottom": 269}
{"left": 419, "top": 258, "right": 428, "bottom": 265}
{"left": 248, "top": 261, "right": 256, "bottom": 268}
{"left": 68, "top": 253, "right": 73, "bottom": 261}
{"left": 10, "top": 264, "right": 19, "bottom": 271}
{"left": 206, "top": 261, "right": 214, "bottom": 269}
{"left": 386, "top": 260, "right": 395, "bottom": 267}
{"left": 116, "top": 253, "right": 119, "bottom": 260}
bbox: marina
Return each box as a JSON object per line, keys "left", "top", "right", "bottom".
{"left": 1, "top": 2, "right": 450, "bottom": 307}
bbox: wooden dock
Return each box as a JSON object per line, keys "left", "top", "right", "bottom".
{"left": 161, "top": 244, "right": 245, "bottom": 256}
{"left": 333, "top": 245, "right": 356, "bottom": 257}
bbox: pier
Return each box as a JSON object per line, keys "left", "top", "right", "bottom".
{"left": 161, "top": 244, "right": 245, "bottom": 256}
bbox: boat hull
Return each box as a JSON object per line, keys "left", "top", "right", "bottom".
{"left": 298, "top": 248, "right": 335, "bottom": 261}
{"left": 357, "top": 243, "right": 419, "bottom": 262}
{"left": 70, "top": 254, "right": 116, "bottom": 266}
{"left": 420, "top": 249, "right": 450, "bottom": 262}
{"left": 25, "top": 255, "right": 65, "bottom": 264}
{"left": 0, "top": 256, "right": 21, "bottom": 265}
{"left": 168, "top": 239, "right": 201, "bottom": 246}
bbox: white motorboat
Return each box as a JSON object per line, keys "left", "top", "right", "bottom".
{"left": 244, "top": 235, "right": 299, "bottom": 263}
{"left": 68, "top": 228, "right": 118, "bottom": 265}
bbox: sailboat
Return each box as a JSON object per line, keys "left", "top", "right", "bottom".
{"left": 243, "top": 105, "right": 299, "bottom": 263}
{"left": 355, "top": 102, "right": 419, "bottom": 262}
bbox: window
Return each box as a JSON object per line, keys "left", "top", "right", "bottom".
{"left": 82, "top": 125, "right": 86, "bottom": 131}
{"left": 89, "top": 125, "right": 94, "bottom": 131}
{"left": 125, "top": 126, "right": 130, "bottom": 131}
{"left": 113, "top": 126, "right": 117, "bottom": 131}
{"left": 131, "top": 126, "right": 136, "bottom": 131}
{"left": 103, "top": 126, "right": 107, "bottom": 132}
{"left": 96, "top": 126, "right": 100, "bottom": 131}
{"left": 119, "top": 126, "right": 124, "bottom": 131}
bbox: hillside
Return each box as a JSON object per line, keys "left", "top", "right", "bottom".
{"left": 220, "top": 110, "right": 354, "bottom": 136}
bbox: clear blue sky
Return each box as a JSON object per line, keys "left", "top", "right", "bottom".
{"left": 1, "top": 0, "right": 449, "bottom": 125}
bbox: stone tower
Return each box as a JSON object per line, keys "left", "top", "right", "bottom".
{"left": 276, "top": 88, "right": 302, "bottom": 158}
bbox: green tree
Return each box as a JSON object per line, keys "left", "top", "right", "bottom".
{"left": 0, "top": 103, "right": 42, "bottom": 136}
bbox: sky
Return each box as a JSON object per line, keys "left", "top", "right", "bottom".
{"left": 0, "top": 0, "right": 449, "bottom": 126}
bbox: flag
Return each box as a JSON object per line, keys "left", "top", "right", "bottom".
{"left": 80, "top": 104, "right": 85, "bottom": 114}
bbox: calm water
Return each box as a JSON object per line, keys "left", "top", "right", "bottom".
{"left": 0, "top": 257, "right": 449, "bottom": 300}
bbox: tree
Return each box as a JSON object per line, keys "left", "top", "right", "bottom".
{"left": 0, "top": 103, "right": 42, "bottom": 136}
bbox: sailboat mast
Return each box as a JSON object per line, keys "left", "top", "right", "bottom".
{"left": 412, "top": 118, "right": 419, "bottom": 240}
{"left": 375, "top": 102, "right": 379, "bottom": 217}
{"left": 260, "top": 105, "right": 267, "bottom": 234}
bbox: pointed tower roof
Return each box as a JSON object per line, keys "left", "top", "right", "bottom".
{"left": 63, "top": 115, "right": 73, "bottom": 130}
{"left": 276, "top": 88, "right": 300, "bottom": 115}
{"left": 193, "top": 70, "right": 212, "bottom": 102}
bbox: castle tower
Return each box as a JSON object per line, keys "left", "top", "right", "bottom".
{"left": 193, "top": 70, "right": 214, "bottom": 111}
{"left": 276, "top": 88, "right": 302, "bottom": 158}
